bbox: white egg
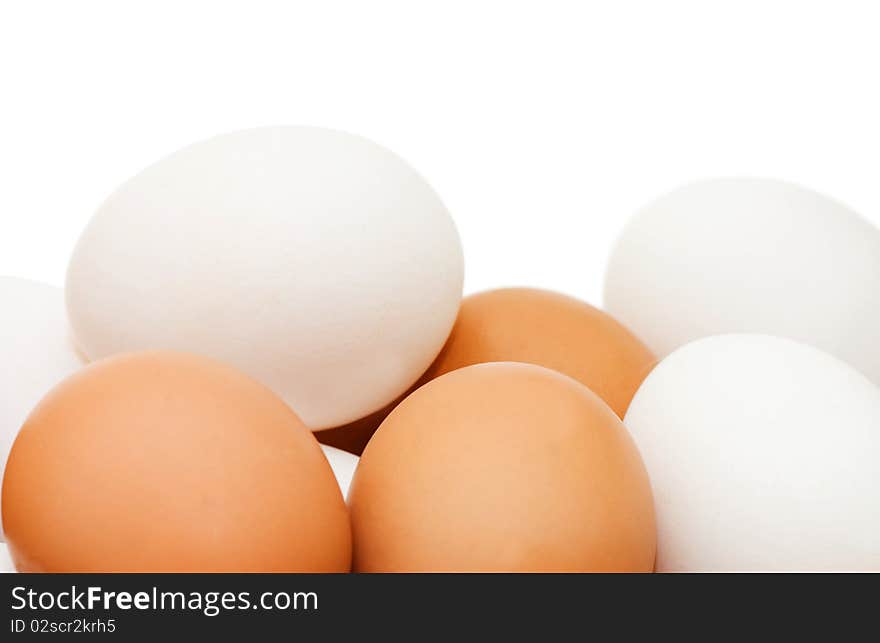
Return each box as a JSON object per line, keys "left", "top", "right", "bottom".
{"left": 0, "top": 542, "right": 14, "bottom": 572}
{"left": 66, "top": 126, "right": 464, "bottom": 430}
{"left": 604, "top": 178, "right": 880, "bottom": 385}
{"left": 624, "top": 334, "right": 880, "bottom": 571}
{"left": 320, "top": 444, "right": 359, "bottom": 501}
{"left": 0, "top": 277, "right": 84, "bottom": 540}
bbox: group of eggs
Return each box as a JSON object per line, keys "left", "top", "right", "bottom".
{"left": 2, "top": 126, "right": 879, "bottom": 573}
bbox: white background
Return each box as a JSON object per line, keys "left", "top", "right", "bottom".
{"left": 2, "top": 0, "right": 880, "bottom": 305}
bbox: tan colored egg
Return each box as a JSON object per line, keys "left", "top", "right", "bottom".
{"left": 2, "top": 351, "right": 351, "bottom": 572}
{"left": 319, "top": 288, "right": 656, "bottom": 455}
{"left": 422, "top": 288, "right": 657, "bottom": 418}
{"left": 349, "top": 362, "right": 656, "bottom": 572}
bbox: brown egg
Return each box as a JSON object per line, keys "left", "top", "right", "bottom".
{"left": 321, "top": 289, "right": 657, "bottom": 455}
{"left": 2, "top": 351, "right": 351, "bottom": 572}
{"left": 421, "top": 288, "right": 657, "bottom": 418}
{"left": 349, "top": 362, "right": 656, "bottom": 572}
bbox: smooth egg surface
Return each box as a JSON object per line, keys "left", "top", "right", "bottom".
{"left": 625, "top": 334, "right": 880, "bottom": 571}
{"left": 349, "top": 362, "right": 656, "bottom": 572}
{"left": 419, "top": 288, "right": 656, "bottom": 418}
{"left": 604, "top": 178, "right": 880, "bottom": 385}
{"left": 65, "top": 126, "right": 464, "bottom": 430}
{"left": 0, "top": 276, "right": 84, "bottom": 541}
{"left": 2, "top": 351, "right": 351, "bottom": 572}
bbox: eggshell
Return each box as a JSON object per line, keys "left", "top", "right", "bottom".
{"left": 65, "top": 126, "right": 464, "bottom": 430}
{"left": 2, "top": 351, "right": 351, "bottom": 572}
{"left": 0, "top": 277, "right": 84, "bottom": 540}
{"left": 419, "top": 288, "right": 656, "bottom": 418}
{"left": 0, "top": 543, "right": 13, "bottom": 572}
{"left": 320, "top": 444, "right": 358, "bottom": 500}
{"left": 349, "top": 362, "right": 656, "bottom": 572}
{"left": 320, "top": 286, "right": 657, "bottom": 454}
{"left": 604, "top": 178, "right": 880, "bottom": 384}
{"left": 624, "top": 334, "right": 880, "bottom": 571}
{"left": 321, "top": 289, "right": 655, "bottom": 454}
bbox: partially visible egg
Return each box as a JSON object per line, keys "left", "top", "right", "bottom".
{"left": 0, "top": 543, "right": 13, "bottom": 572}
{"left": 65, "top": 126, "right": 464, "bottom": 430}
{"left": 349, "top": 362, "right": 656, "bottom": 572}
{"left": 320, "top": 288, "right": 656, "bottom": 454}
{"left": 2, "top": 351, "right": 351, "bottom": 572}
{"left": 320, "top": 444, "right": 358, "bottom": 500}
{"left": 419, "top": 288, "right": 656, "bottom": 418}
{"left": 604, "top": 178, "right": 880, "bottom": 384}
{"left": 624, "top": 334, "right": 880, "bottom": 571}
{"left": 0, "top": 277, "right": 84, "bottom": 540}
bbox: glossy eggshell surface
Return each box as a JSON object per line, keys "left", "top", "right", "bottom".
{"left": 624, "top": 334, "right": 880, "bottom": 571}
{"left": 419, "top": 288, "right": 656, "bottom": 418}
{"left": 2, "top": 351, "right": 351, "bottom": 572}
{"left": 604, "top": 178, "right": 880, "bottom": 385}
{"left": 349, "top": 362, "right": 656, "bottom": 572}
{"left": 65, "top": 126, "right": 464, "bottom": 430}
{"left": 0, "top": 277, "right": 84, "bottom": 541}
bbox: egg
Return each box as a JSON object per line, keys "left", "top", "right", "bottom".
{"left": 65, "top": 126, "right": 464, "bottom": 430}
{"left": 321, "top": 288, "right": 656, "bottom": 454}
{"left": 624, "top": 334, "right": 880, "bottom": 571}
{"left": 0, "top": 276, "right": 84, "bottom": 540}
{"left": 421, "top": 288, "right": 655, "bottom": 417}
{"left": 2, "top": 351, "right": 351, "bottom": 572}
{"left": 0, "top": 543, "right": 13, "bottom": 572}
{"left": 349, "top": 362, "right": 656, "bottom": 572}
{"left": 604, "top": 178, "right": 880, "bottom": 384}
{"left": 320, "top": 444, "right": 358, "bottom": 500}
